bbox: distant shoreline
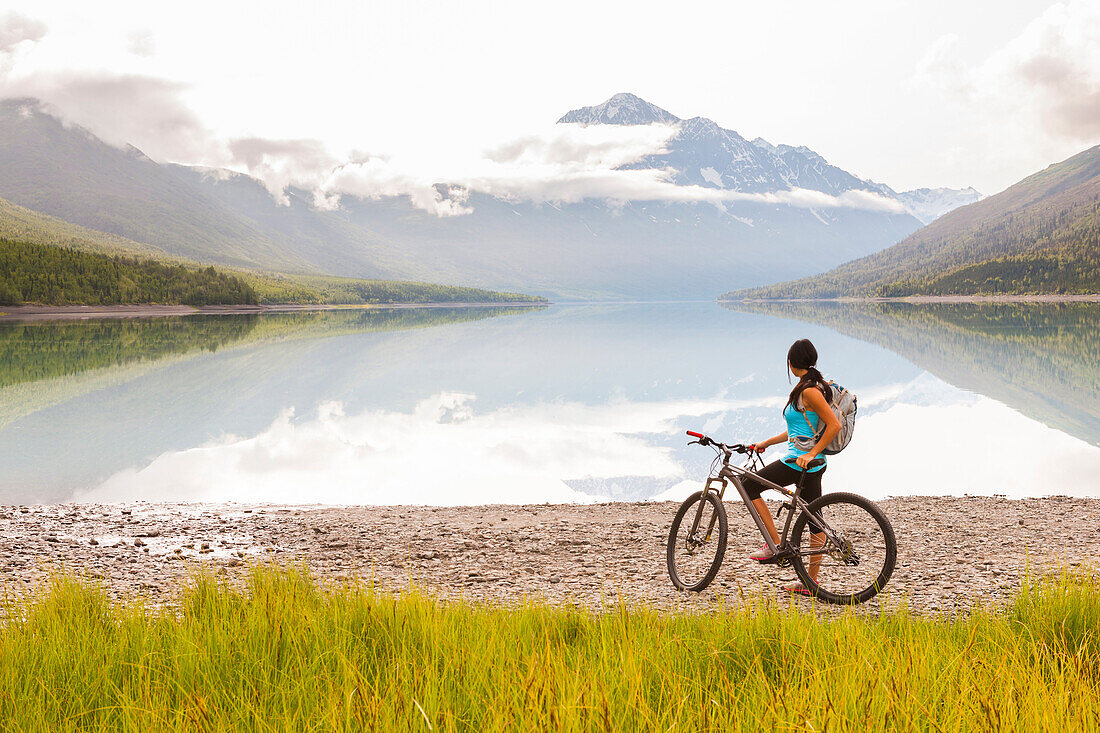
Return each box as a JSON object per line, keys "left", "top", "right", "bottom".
{"left": 722, "top": 294, "right": 1100, "bottom": 304}
{"left": 0, "top": 301, "right": 548, "bottom": 322}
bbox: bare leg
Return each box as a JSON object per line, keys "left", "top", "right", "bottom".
{"left": 752, "top": 498, "right": 781, "bottom": 546}
{"left": 808, "top": 531, "right": 826, "bottom": 582}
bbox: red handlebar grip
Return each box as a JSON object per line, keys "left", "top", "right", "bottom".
{"left": 686, "top": 431, "right": 704, "bottom": 438}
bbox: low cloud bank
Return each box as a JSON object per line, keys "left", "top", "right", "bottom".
{"left": 0, "top": 18, "right": 902, "bottom": 218}
{"left": 257, "top": 123, "right": 904, "bottom": 216}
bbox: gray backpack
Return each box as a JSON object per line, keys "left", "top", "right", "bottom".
{"left": 793, "top": 380, "right": 857, "bottom": 455}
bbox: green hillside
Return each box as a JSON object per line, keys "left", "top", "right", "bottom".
{"left": 0, "top": 100, "right": 316, "bottom": 272}
{"left": 0, "top": 196, "right": 544, "bottom": 306}
{"left": 242, "top": 272, "right": 546, "bottom": 305}
{"left": 725, "top": 145, "right": 1100, "bottom": 299}
{"left": 0, "top": 196, "right": 170, "bottom": 258}
{"left": 0, "top": 239, "right": 257, "bottom": 306}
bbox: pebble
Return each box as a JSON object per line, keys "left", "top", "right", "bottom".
{"left": 0, "top": 496, "right": 1094, "bottom": 613}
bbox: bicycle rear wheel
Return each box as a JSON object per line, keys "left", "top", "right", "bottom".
{"left": 790, "top": 492, "right": 896, "bottom": 605}
{"left": 666, "top": 490, "right": 727, "bottom": 592}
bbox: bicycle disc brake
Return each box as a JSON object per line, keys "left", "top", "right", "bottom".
{"left": 685, "top": 532, "right": 706, "bottom": 554}
{"left": 831, "top": 535, "right": 859, "bottom": 566}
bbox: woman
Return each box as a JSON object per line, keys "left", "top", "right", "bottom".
{"left": 744, "top": 338, "right": 841, "bottom": 596}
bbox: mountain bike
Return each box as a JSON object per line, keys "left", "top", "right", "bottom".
{"left": 666, "top": 430, "right": 896, "bottom": 604}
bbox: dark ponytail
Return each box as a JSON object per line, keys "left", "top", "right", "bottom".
{"left": 786, "top": 339, "right": 832, "bottom": 411}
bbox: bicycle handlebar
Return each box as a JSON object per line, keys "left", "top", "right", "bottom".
{"left": 684, "top": 430, "right": 751, "bottom": 454}
{"left": 686, "top": 430, "right": 824, "bottom": 469}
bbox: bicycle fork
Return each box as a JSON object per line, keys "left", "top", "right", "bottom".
{"left": 689, "top": 477, "right": 726, "bottom": 543}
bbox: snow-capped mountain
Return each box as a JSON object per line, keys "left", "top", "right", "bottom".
{"left": 562, "top": 93, "right": 869, "bottom": 194}
{"left": 562, "top": 93, "right": 979, "bottom": 219}
{"left": 558, "top": 93, "right": 681, "bottom": 125}
{"left": 891, "top": 187, "right": 984, "bottom": 224}
{"left": 0, "top": 93, "right": 977, "bottom": 300}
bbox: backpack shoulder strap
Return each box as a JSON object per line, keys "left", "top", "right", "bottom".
{"left": 802, "top": 405, "right": 822, "bottom": 439}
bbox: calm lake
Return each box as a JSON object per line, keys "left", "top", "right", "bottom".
{"left": 2, "top": 301, "right": 1098, "bottom": 505}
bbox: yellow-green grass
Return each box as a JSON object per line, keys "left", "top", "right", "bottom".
{"left": 1, "top": 567, "right": 1096, "bottom": 731}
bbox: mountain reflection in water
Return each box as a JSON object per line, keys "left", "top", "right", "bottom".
{"left": 1, "top": 302, "right": 1098, "bottom": 504}
{"left": 725, "top": 301, "right": 1100, "bottom": 447}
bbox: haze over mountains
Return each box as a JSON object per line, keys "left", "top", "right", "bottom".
{"left": 730, "top": 145, "right": 1100, "bottom": 299}
{"left": 560, "top": 94, "right": 982, "bottom": 224}
{"left": 0, "top": 94, "right": 980, "bottom": 299}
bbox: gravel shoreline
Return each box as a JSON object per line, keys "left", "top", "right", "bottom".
{"left": 724, "top": 294, "right": 1100, "bottom": 304}
{"left": 2, "top": 496, "right": 1095, "bottom": 614}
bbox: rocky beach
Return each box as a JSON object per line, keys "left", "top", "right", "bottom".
{"left": 2, "top": 495, "right": 1095, "bottom": 613}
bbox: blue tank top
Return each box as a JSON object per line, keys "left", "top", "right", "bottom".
{"left": 782, "top": 399, "right": 826, "bottom": 473}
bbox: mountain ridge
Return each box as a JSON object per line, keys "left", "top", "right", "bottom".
{"left": 563, "top": 94, "right": 979, "bottom": 221}
{"left": 0, "top": 93, "right": 978, "bottom": 299}
{"left": 723, "top": 146, "right": 1100, "bottom": 299}
{"left": 557, "top": 92, "right": 681, "bottom": 125}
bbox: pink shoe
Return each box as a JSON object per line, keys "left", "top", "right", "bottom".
{"left": 749, "top": 545, "right": 778, "bottom": 564}
{"left": 784, "top": 583, "right": 812, "bottom": 596}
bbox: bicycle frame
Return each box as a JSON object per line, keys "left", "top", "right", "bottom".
{"left": 690, "top": 448, "right": 834, "bottom": 559}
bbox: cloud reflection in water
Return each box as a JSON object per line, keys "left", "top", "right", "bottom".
{"left": 75, "top": 372, "right": 1100, "bottom": 505}
{"left": 77, "top": 393, "right": 775, "bottom": 505}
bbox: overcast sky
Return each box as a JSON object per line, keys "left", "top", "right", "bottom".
{"left": 1, "top": 0, "right": 1098, "bottom": 202}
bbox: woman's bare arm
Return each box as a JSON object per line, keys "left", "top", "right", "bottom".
{"left": 753, "top": 431, "right": 788, "bottom": 452}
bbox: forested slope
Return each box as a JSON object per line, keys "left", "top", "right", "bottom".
{"left": 0, "top": 240, "right": 257, "bottom": 306}
{"left": 0, "top": 197, "right": 169, "bottom": 258}
{"left": 725, "top": 146, "right": 1100, "bottom": 299}
{"left": 0, "top": 198, "right": 545, "bottom": 306}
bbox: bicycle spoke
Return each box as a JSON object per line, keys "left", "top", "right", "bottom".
{"left": 792, "top": 493, "right": 895, "bottom": 604}
{"left": 666, "top": 491, "right": 727, "bottom": 591}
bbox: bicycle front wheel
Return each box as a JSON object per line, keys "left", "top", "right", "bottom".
{"left": 790, "top": 492, "right": 896, "bottom": 605}
{"left": 666, "top": 490, "right": 727, "bottom": 592}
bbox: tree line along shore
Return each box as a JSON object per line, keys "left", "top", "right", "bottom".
{"left": 0, "top": 239, "right": 547, "bottom": 308}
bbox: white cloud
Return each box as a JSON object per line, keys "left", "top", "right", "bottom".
{"left": 0, "top": 11, "right": 46, "bottom": 53}
{"left": 996, "top": 1, "right": 1100, "bottom": 141}
{"left": 1, "top": 32, "right": 905, "bottom": 218}
{"left": 227, "top": 137, "right": 338, "bottom": 205}
{"left": 916, "top": 1, "right": 1100, "bottom": 147}
{"left": 915, "top": 34, "right": 972, "bottom": 96}
{"left": 0, "top": 8, "right": 909, "bottom": 217}
{"left": 0, "top": 10, "right": 46, "bottom": 76}
{"left": 126, "top": 29, "right": 155, "bottom": 57}
{"left": 284, "top": 123, "right": 904, "bottom": 216}
{"left": 70, "top": 378, "right": 1100, "bottom": 505}
{"left": 1, "top": 73, "right": 222, "bottom": 162}
{"left": 74, "top": 392, "right": 768, "bottom": 505}
{"left": 829, "top": 374, "right": 1100, "bottom": 499}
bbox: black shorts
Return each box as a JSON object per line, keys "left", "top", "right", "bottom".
{"left": 741, "top": 460, "right": 826, "bottom": 531}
